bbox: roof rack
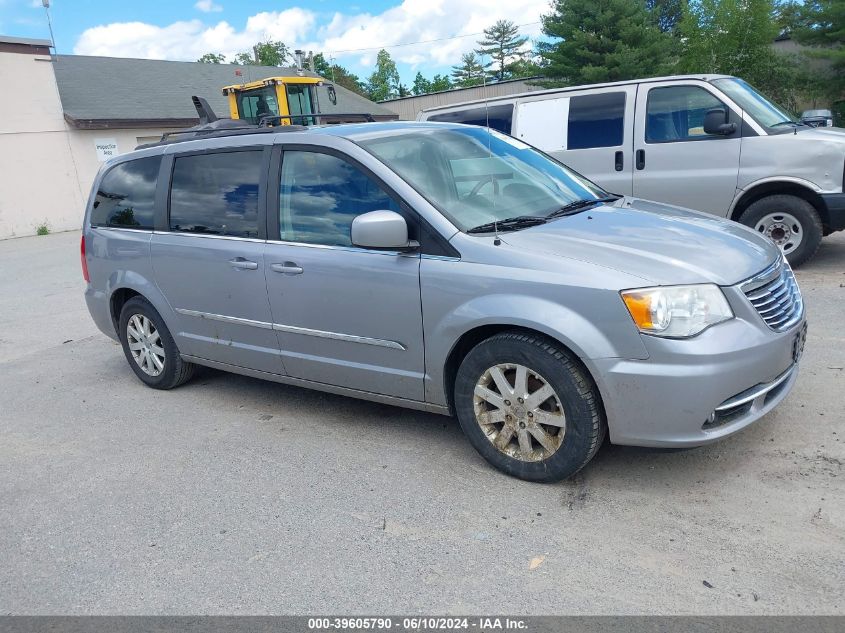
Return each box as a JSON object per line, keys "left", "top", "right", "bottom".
{"left": 258, "top": 113, "right": 376, "bottom": 125}
{"left": 134, "top": 96, "right": 377, "bottom": 150}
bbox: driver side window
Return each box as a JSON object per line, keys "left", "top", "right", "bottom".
{"left": 646, "top": 86, "right": 727, "bottom": 143}
{"left": 279, "top": 151, "right": 401, "bottom": 246}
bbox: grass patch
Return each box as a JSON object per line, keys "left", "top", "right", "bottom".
{"left": 36, "top": 223, "right": 50, "bottom": 236}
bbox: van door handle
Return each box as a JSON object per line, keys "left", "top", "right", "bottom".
{"left": 635, "top": 149, "right": 646, "bottom": 170}
{"left": 614, "top": 151, "right": 624, "bottom": 171}
{"left": 228, "top": 257, "right": 258, "bottom": 270}
{"left": 270, "top": 262, "right": 304, "bottom": 275}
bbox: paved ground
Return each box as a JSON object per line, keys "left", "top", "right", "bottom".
{"left": 1, "top": 230, "right": 843, "bottom": 615}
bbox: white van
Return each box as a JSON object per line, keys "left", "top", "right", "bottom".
{"left": 418, "top": 74, "right": 845, "bottom": 266}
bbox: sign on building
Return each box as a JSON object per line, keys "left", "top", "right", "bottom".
{"left": 94, "top": 138, "right": 119, "bottom": 162}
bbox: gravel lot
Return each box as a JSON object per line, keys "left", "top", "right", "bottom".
{"left": 1, "top": 230, "right": 843, "bottom": 615}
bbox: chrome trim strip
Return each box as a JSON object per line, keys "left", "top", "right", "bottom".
{"left": 91, "top": 226, "right": 153, "bottom": 234}
{"left": 175, "top": 308, "right": 406, "bottom": 351}
{"left": 715, "top": 365, "right": 795, "bottom": 411}
{"left": 265, "top": 239, "right": 413, "bottom": 257}
{"left": 271, "top": 323, "right": 406, "bottom": 350}
{"left": 175, "top": 308, "right": 274, "bottom": 329}
{"left": 153, "top": 231, "right": 264, "bottom": 243}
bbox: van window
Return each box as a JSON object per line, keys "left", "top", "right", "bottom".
{"left": 567, "top": 92, "right": 626, "bottom": 149}
{"left": 169, "top": 150, "right": 263, "bottom": 238}
{"left": 428, "top": 104, "right": 514, "bottom": 135}
{"left": 279, "top": 151, "right": 401, "bottom": 246}
{"left": 91, "top": 156, "right": 161, "bottom": 230}
{"left": 646, "top": 86, "right": 725, "bottom": 143}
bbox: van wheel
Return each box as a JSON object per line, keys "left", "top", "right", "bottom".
{"left": 453, "top": 331, "right": 605, "bottom": 482}
{"left": 118, "top": 297, "right": 195, "bottom": 389}
{"left": 738, "top": 195, "right": 822, "bottom": 268}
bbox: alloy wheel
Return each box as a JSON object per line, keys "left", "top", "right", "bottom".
{"left": 126, "top": 314, "right": 165, "bottom": 377}
{"left": 473, "top": 363, "right": 566, "bottom": 462}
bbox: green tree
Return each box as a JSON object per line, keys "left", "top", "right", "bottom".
{"left": 412, "top": 72, "right": 433, "bottom": 95}
{"left": 430, "top": 74, "right": 453, "bottom": 92}
{"left": 540, "top": 0, "right": 677, "bottom": 85}
{"left": 476, "top": 19, "right": 529, "bottom": 81}
{"left": 452, "top": 52, "right": 485, "bottom": 87}
{"left": 646, "top": 0, "right": 687, "bottom": 33}
{"left": 232, "top": 40, "right": 291, "bottom": 66}
{"left": 197, "top": 52, "right": 226, "bottom": 64}
{"left": 310, "top": 53, "right": 368, "bottom": 97}
{"left": 789, "top": 0, "right": 845, "bottom": 100}
{"left": 680, "top": 0, "right": 793, "bottom": 101}
{"left": 366, "top": 49, "right": 401, "bottom": 101}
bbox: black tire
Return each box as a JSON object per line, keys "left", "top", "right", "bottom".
{"left": 118, "top": 296, "right": 195, "bottom": 390}
{"left": 738, "top": 194, "right": 823, "bottom": 268}
{"left": 454, "top": 331, "right": 605, "bottom": 483}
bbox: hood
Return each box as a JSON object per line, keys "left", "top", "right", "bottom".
{"left": 500, "top": 198, "right": 780, "bottom": 286}
{"left": 797, "top": 125, "right": 845, "bottom": 141}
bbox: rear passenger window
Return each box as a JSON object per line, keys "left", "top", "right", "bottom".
{"left": 169, "top": 150, "right": 263, "bottom": 238}
{"left": 428, "top": 104, "right": 514, "bottom": 135}
{"left": 279, "top": 151, "right": 400, "bottom": 246}
{"left": 646, "top": 86, "right": 725, "bottom": 143}
{"left": 91, "top": 156, "right": 161, "bottom": 230}
{"left": 567, "top": 92, "right": 626, "bottom": 149}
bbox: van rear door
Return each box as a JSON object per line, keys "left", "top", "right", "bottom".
{"left": 632, "top": 80, "right": 741, "bottom": 216}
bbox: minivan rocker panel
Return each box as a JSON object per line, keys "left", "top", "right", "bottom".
{"left": 82, "top": 121, "right": 805, "bottom": 482}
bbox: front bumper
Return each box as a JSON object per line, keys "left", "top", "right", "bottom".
{"left": 821, "top": 192, "right": 845, "bottom": 232}
{"left": 590, "top": 308, "right": 805, "bottom": 448}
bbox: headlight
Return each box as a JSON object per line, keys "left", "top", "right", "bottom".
{"left": 621, "top": 284, "right": 733, "bottom": 338}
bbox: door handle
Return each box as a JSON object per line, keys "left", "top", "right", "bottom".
{"left": 614, "top": 151, "right": 624, "bottom": 172}
{"left": 228, "top": 257, "right": 258, "bottom": 270}
{"left": 271, "top": 262, "right": 304, "bottom": 275}
{"left": 635, "top": 149, "right": 646, "bottom": 170}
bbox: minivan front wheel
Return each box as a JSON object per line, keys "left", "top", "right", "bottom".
{"left": 739, "top": 195, "right": 822, "bottom": 268}
{"left": 118, "top": 297, "right": 195, "bottom": 390}
{"left": 454, "top": 332, "right": 605, "bottom": 482}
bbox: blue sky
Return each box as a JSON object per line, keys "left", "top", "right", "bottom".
{"left": 0, "top": 0, "right": 547, "bottom": 85}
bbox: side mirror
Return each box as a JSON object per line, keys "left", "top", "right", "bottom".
{"left": 703, "top": 108, "right": 737, "bottom": 136}
{"left": 351, "top": 210, "right": 419, "bottom": 251}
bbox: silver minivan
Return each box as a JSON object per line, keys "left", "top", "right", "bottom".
{"left": 82, "top": 121, "right": 806, "bottom": 482}
{"left": 418, "top": 75, "right": 845, "bottom": 267}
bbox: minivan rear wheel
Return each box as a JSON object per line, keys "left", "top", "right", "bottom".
{"left": 118, "top": 297, "right": 195, "bottom": 389}
{"left": 454, "top": 331, "right": 605, "bottom": 482}
{"left": 738, "top": 194, "right": 822, "bottom": 268}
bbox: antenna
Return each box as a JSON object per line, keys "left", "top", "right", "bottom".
{"left": 41, "top": 0, "right": 56, "bottom": 55}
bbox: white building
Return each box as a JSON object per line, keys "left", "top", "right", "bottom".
{"left": 0, "top": 35, "right": 396, "bottom": 239}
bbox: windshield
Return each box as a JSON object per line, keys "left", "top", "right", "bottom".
{"left": 356, "top": 126, "right": 607, "bottom": 232}
{"left": 711, "top": 77, "right": 797, "bottom": 128}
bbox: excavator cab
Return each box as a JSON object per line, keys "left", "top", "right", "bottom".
{"left": 223, "top": 76, "right": 333, "bottom": 126}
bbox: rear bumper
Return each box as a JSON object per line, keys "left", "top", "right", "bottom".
{"left": 821, "top": 193, "right": 845, "bottom": 232}
{"left": 590, "top": 314, "right": 805, "bottom": 448}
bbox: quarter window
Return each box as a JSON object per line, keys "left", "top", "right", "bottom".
{"left": 169, "top": 150, "right": 263, "bottom": 238}
{"left": 279, "top": 151, "right": 400, "bottom": 246}
{"left": 428, "top": 104, "right": 514, "bottom": 135}
{"left": 567, "top": 92, "right": 626, "bottom": 149}
{"left": 646, "top": 86, "right": 726, "bottom": 143}
{"left": 91, "top": 156, "right": 161, "bottom": 230}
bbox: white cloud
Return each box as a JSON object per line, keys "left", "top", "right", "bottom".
{"left": 73, "top": 0, "right": 546, "bottom": 74}
{"left": 73, "top": 9, "right": 316, "bottom": 61}
{"left": 194, "top": 0, "right": 222, "bottom": 13}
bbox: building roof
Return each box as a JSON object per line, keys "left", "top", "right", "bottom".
{"left": 0, "top": 35, "right": 53, "bottom": 46}
{"left": 53, "top": 55, "right": 396, "bottom": 129}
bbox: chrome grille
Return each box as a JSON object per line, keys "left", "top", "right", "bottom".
{"left": 742, "top": 260, "right": 803, "bottom": 332}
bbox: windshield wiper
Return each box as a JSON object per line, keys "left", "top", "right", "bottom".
{"left": 466, "top": 215, "right": 548, "bottom": 234}
{"left": 546, "top": 195, "right": 621, "bottom": 219}
{"left": 771, "top": 120, "right": 803, "bottom": 127}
